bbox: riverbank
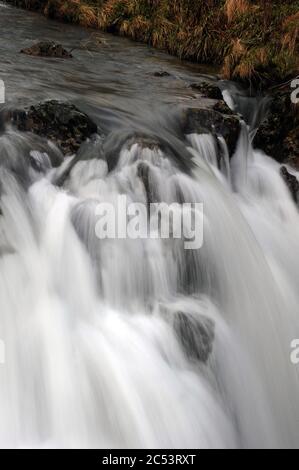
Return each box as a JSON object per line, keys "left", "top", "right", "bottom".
{"left": 6, "top": 0, "right": 299, "bottom": 88}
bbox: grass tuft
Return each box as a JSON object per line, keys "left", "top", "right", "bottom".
{"left": 225, "top": 0, "right": 251, "bottom": 24}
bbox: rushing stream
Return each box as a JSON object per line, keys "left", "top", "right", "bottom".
{"left": 1, "top": 2, "right": 299, "bottom": 449}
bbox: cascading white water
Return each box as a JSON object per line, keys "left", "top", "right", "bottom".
{"left": 1, "top": 0, "right": 299, "bottom": 450}
{"left": 0, "top": 99, "right": 299, "bottom": 449}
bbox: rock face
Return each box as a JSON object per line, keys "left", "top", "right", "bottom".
{"left": 11, "top": 101, "right": 97, "bottom": 156}
{"left": 252, "top": 88, "right": 299, "bottom": 202}
{"left": 183, "top": 106, "right": 240, "bottom": 156}
{"left": 254, "top": 90, "right": 299, "bottom": 168}
{"left": 21, "top": 41, "right": 72, "bottom": 58}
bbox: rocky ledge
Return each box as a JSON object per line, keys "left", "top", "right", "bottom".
{"left": 254, "top": 88, "right": 299, "bottom": 169}
{"left": 252, "top": 86, "right": 299, "bottom": 201}
{"left": 10, "top": 100, "right": 97, "bottom": 157}
{"left": 183, "top": 81, "right": 240, "bottom": 157}
{"left": 183, "top": 106, "right": 240, "bottom": 157}
{"left": 189, "top": 82, "right": 223, "bottom": 100}
{"left": 4, "top": 85, "right": 240, "bottom": 178}
{"left": 4, "top": 80, "right": 297, "bottom": 203}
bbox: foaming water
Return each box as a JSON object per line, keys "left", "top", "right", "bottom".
{"left": 0, "top": 112, "right": 299, "bottom": 448}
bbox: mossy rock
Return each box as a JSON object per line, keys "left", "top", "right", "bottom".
{"left": 11, "top": 100, "right": 97, "bottom": 158}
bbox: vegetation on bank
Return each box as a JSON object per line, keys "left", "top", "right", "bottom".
{"left": 7, "top": 0, "right": 299, "bottom": 86}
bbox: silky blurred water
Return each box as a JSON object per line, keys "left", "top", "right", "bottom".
{"left": 0, "top": 2, "right": 299, "bottom": 450}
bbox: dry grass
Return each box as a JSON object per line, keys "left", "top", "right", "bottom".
{"left": 282, "top": 12, "right": 299, "bottom": 54}
{"left": 222, "top": 39, "right": 247, "bottom": 79}
{"left": 7, "top": 0, "right": 299, "bottom": 86}
{"left": 225, "top": 0, "right": 251, "bottom": 24}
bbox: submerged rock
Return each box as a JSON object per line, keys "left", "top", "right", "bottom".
{"left": 183, "top": 106, "right": 240, "bottom": 157}
{"left": 11, "top": 101, "right": 97, "bottom": 157}
{"left": 137, "top": 161, "right": 158, "bottom": 206}
{"left": 103, "top": 128, "right": 193, "bottom": 175}
{"left": 160, "top": 303, "right": 215, "bottom": 364}
{"left": 153, "top": 71, "right": 172, "bottom": 78}
{"left": 280, "top": 166, "right": 299, "bottom": 203}
{"left": 173, "top": 311, "right": 215, "bottom": 364}
{"left": 127, "top": 135, "right": 161, "bottom": 152}
{"left": 254, "top": 90, "right": 299, "bottom": 167}
{"left": 21, "top": 41, "right": 72, "bottom": 58}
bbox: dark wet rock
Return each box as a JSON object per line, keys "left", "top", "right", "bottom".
{"left": 153, "top": 71, "right": 171, "bottom": 78}
{"left": 213, "top": 100, "right": 234, "bottom": 115}
{"left": 137, "top": 161, "right": 158, "bottom": 206}
{"left": 189, "top": 81, "right": 223, "bottom": 100}
{"left": 254, "top": 91, "right": 299, "bottom": 167}
{"left": 103, "top": 132, "right": 162, "bottom": 171}
{"left": 280, "top": 166, "right": 299, "bottom": 203}
{"left": 21, "top": 41, "right": 72, "bottom": 58}
{"left": 54, "top": 135, "right": 104, "bottom": 187}
{"left": 160, "top": 303, "right": 215, "bottom": 363}
{"left": 11, "top": 101, "right": 97, "bottom": 158}
{"left": 103, "top": 128, "right": 193, "bottom": 175}
{"left": 128, "top": 135, "right": 161, "bottom": 152}
{"left": 137, "top": 161, "right": 151, "bottom": 203}
{"left": 173, "top": 311, "right": 215, "bottom": 364}
{"left": 285, "top": 155, "right": 299, "bottom": 170}
{"left": 183, "top": 106, "right": 240, "bottom": 157}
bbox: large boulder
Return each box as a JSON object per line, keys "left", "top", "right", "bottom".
{"left": 183, "top": 106, "right": 240, "bottom": 157}
{"left": 21, "top": 41, "right": 72, "bottom": 58}
{"left": 11, "top": 101, "right": 97, "bottom": 157}
{"left": 254, "top": 90, "right": 299, "bottom": 168}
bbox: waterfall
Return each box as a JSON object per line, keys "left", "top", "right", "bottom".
{"left": 0, "top": 93, "right": 299, "bottom": 449}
